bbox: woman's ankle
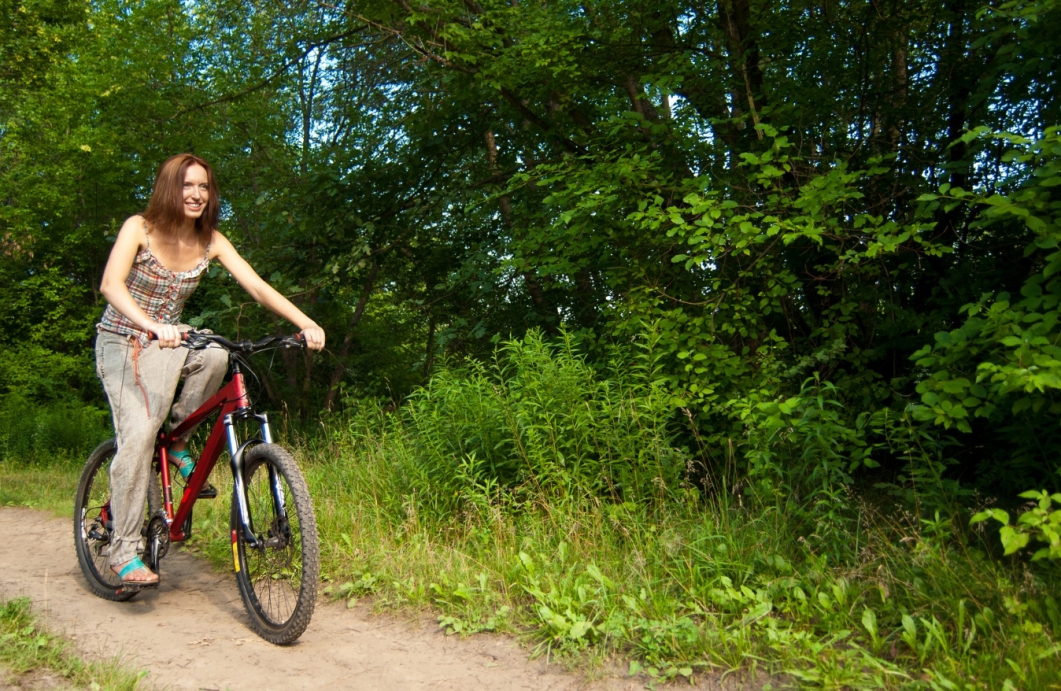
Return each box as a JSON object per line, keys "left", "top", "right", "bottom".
{"left": 170, "top": 448, "right": 195, "bottom": 478}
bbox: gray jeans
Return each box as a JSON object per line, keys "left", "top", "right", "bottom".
{"left": 95, "top": 330, "right": 228, "bottom": 568}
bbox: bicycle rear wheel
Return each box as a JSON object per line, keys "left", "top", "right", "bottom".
{"left": 231, "top": 444, "right": 319, "bottom": 645}
{"left": 74, "top": 440, "right": 154, "bottom": 599}
{"left": 74, "top": 439, "right": 182, "bottom": 599}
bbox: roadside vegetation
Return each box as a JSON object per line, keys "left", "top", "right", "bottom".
{"left": 6, "top": 333, "right": 1060, "bottom": 688}
{"left": 0, "top": 596, "right": 146, "bottom": 691}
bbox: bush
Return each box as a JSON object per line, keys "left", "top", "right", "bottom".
{"left": 0, "top": 395, "right": 111, "bottom": 462}
{"left": 372, "top": 330, "right": 691, "bottom": 510}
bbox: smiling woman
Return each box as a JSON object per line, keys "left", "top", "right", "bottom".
{"left": 93, "top": 153, "right": 326, "bottom": 588}
{"left": 142, "top": 154, "right": 220, "bottom": 240}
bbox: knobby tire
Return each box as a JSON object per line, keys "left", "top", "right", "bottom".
{"left": 231, "top": 444, "right": 319, "bottom": 645}
{"left": 73, "top": 439, "right": 138, "bottom": 601}
{"left": 74, "top": 439, "right": 179, "bottom": 600}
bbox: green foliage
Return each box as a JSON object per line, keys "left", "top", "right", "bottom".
{"left": 0, "top": 597, "right": 146, "bottom": 690}
{"left": 402, "top": 330, "right": 687, "bottom": 507}
{"left": 909, "top": 129, "right": 1061, "bottom": 501}
{"left": 972, "top": 489, "right": 1061, "bottom": 561}
{"left": 3, "top": 0, "right": 1061, "bottom": 682}
{"left": 912, "top": 130, "right": 1061, "bottom": 433}
{"left": 0, "top": 396, "right": 110, "bottom": 461}
{"left": 279, "top": 329, "right": 1061, "bottom": 685}
{"left": 297, "top": 407, "right": 1061, "bottom": 688}
{"left": 4, "top": 0, "right": 1061, "bottom": 488}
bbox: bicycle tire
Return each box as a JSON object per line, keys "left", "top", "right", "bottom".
{"left": 231, "top": 444, "right": 319, "bottom": 645}
{"left": 73, "top": 439, "right": 142, "bottom": 601}
{"left": 74, "top": 439, "right": 181, "bottom": 600}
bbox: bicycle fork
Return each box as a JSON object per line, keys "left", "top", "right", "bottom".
{"left": 226, "top": 411, "right": 289, "bottom": 554}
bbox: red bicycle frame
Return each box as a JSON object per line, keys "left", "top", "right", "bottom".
{"left": 153, "top": 361, "right": 273, "bottom": 544}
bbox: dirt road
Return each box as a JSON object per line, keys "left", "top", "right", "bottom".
{"left": 1, "top": 507, "right": 660, "bottom": 691}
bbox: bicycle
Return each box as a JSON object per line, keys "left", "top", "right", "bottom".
{"left": 74, "top": 330, "right": 320, "bottom": 645}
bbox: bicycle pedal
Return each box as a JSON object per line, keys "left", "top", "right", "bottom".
{"left": 116, "top": 580, "right": 159, "bottom": 594}
{"left": 197, "top": 483, "right": 218, "bottom": 499}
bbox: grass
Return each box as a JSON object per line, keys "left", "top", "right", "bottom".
{"left": 0, "top": 596, "right": 146, "bottom": 691}
{"left": 3, "top": 335, "right": 1060, "bottom": 689}
{"left": 180, "top": 413, "right": 1061, "bottom": 689}
{"left": 5, "top": 429, "right": 1061, "bottom": 689}
{"left": 304, "top": 428, "right": 1061, "bottom": 690}
{"left": 0, "top": 454, "right": 81, "bottom": 516}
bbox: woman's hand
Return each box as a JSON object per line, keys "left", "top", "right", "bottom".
{"left": 212, "top": 231, "right": 326, "bottom": 351}
{"left": 301, "top": 324, "right": 326, "bottom": 351}
{"left": 151, "top": 323, "right": 183, "bottom": 349}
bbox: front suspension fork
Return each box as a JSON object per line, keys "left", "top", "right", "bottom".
{"left": 227, "top": 410, "right": 287, "bottom": 550}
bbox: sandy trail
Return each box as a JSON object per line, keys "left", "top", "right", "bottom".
{"left": 1, "top": 507, "right": 648, "bottom": 691}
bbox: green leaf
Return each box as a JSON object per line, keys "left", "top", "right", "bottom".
{"left": 861, "top": 607, "right": 878, "bottom": 638}
{"left": 1000, "top": 526, "right": 1031, "bottom": 555}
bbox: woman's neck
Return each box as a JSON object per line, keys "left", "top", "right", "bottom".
{"left": 175, "top": 220, "right": 200, "bottom": 243}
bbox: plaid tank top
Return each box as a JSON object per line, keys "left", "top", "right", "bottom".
{"left": 98, "top": 221, "right": 211, "bottom": 346}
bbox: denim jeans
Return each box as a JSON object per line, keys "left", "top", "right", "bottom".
{"left": 94, "top": 330, "right": 228, "bottom": 568}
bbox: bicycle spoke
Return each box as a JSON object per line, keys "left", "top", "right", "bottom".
{"left": 232, "top": 444, "right": 318, "bottom": 644}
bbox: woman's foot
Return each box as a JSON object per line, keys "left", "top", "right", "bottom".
{"left": 171, "top": 448, "right": 195, "bottom": 479}
{"left": 112, "top": 556, "right": 159, "bottom": 585}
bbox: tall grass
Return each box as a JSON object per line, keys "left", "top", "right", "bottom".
{"left": 401, "top": 330, "right": 685, "bottom": 509}
{"left": 302, "top": 427, "right": 1061, "bottom": 688}
{"left": 297, "top": 335, "right": 1061, "bottom": 688}
{"left": 3, "top": 333, "right": 1059, "bottom": 689}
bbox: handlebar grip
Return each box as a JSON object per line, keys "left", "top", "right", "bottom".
{"left": 146, "top": 331, "right": 189, "bottom": 341}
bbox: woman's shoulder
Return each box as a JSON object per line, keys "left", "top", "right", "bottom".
{"left": 118, "top": 215, "right": 150, "bottom": 249}
{"left": 121, "top": 213, "right": 148, "bottom": 229}
{"left": 206, "top": 228, "right": 234, "bottom": 259}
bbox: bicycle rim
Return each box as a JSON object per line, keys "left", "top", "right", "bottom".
{"left": 73, "top": 439, "right": 137, "bottom": 601}
{"left": 232, "top": 444, "right": 319, "bottom": 645}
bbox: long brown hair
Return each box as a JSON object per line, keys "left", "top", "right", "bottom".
{"left": 142, "top": 154, "right": 219, "bottom": 237}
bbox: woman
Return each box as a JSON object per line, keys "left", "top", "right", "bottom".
{"left": 96, "top": 153, "right": 325, "bottom": 586}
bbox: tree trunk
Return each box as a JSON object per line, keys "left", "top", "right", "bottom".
{"left": 717, "top": 0, "right": 765, "bottom": 142}
{"left": 322, "top": 258, "right": 381, "bottom": 411}
{"left": 485, "top": 129, "right": 554, "bottom": 326}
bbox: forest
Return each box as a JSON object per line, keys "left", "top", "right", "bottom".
{"left": 2, "top": 0, "right": 1061, "bottom": 687}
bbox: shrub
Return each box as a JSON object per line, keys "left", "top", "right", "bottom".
{"left": 401, "top": 330, "right": 689, "bottom": 509}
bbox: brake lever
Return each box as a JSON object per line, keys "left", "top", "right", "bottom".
{"left": 274, "top": 333, "right": 305, "bottom": 349}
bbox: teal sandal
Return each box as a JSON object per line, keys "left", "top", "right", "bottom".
{"left": 113, "top": 556, "right": 158, "bottom": 587}
{"left": 171, "top": 449, "right": 195, "bottom": 479}
{"left": 171, "top": 448, "right": 218, "bottom": 498}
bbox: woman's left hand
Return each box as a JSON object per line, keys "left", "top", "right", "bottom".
{"left": 210, "top": 231, "right": 327, "bottom": 351}
{"left": 301, "top": 324, "right": 326, "bottom": 351}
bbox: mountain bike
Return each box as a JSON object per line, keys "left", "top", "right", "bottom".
{"left": 74, "top": 331, "right": 319, "bottom": 645}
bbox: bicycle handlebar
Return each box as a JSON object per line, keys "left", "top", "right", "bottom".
{"left": 150, "top": 330, "right": 305, "bottom": 354}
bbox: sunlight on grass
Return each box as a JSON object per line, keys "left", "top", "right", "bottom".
{"left": 0, "top": 457, "right": 80, "bottom": 517}
{"left": 0, "top": 597, "right": 146, "bottom": 690}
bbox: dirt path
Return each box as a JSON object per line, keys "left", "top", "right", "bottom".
{"left": 1, "top": 507, "right": 657, "bottom": 691}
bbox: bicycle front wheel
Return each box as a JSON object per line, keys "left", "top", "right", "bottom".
{"left": 231, "top": 444, "right": 319, "bottom": 645}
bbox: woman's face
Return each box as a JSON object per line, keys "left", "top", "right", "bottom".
{"left": 182, "top": 164, "right": 209, "bottom": 220}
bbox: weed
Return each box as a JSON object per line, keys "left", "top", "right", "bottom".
{"left": 0, "top": 597, "right": 146, "bottom": 690}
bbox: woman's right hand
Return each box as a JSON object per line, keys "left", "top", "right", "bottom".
{"left": 150, "top": 323, "right": 183, "bottom": 349}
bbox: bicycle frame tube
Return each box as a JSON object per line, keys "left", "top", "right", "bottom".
{"left": 156, "top": 367, "right": 251, "bottom": 542}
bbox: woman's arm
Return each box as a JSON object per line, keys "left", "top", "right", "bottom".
{"left": 99, "top": 216, "right": 184, "bottom": 348}
{"left": 211, "top": 231, "right": 326, "bottom": 351}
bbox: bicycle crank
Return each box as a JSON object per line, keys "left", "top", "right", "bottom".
{"left": 144, "top": 513, "right": 170, "bottom": 572}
